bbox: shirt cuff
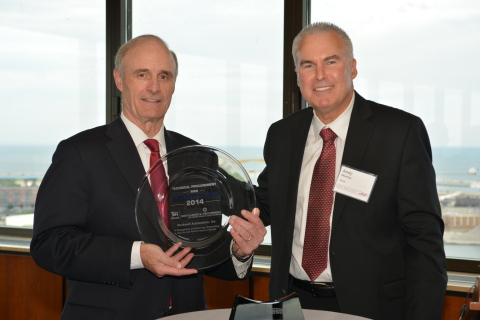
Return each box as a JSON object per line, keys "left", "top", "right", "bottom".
{"left": 130, "top": 241, "right": 145, "bottom": 270}
{"left": 230, "top": 240, "right": 253, "bottom": 279}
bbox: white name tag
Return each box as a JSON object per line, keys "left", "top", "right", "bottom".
{"left": 333, "top": 165, "right": 377, "bottom": 202}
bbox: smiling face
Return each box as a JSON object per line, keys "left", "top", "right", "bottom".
{"left": 113, "top": 38, "right": 176, "bottom": 135}
{"left": 295, "top": 31, "right": 357, "bottom": 123}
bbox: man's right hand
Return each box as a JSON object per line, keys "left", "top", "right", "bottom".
{"left": 140, "top": 242, "right": 198, "bottom": 277}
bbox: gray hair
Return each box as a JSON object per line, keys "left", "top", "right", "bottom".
{"left": 292, "top": 22, "right": 354, "bottom": 68}
{"left": 114, "top": 34, "right": 178, "bottom": 79}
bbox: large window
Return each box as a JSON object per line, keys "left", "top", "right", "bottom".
{"left": 132, "top": 0, "right": 283, "bottom": 182}
{"left": 132, "top": 0, "right": 284, "bottom": 244}
{"left": 0, "top": 1, "right": 106, "bottom": 229}
{"left": 1, "top": 0, "right": 477, "bottom": 272}
{"left": 311, "top": 0, "right": 480, "bottom": 262}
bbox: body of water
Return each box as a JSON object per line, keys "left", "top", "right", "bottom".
{"left": 1, "top": 145, "right": 479, "bottom": 261}
{"left": 0, "top": 145, "right": 56, "bottom": 176}
{"left": 1, "top": 145, "right": 480, "bottom": 180}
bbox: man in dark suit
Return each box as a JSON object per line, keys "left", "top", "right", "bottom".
{"left": 31, "top": 34, "right": 266, "bottom": 320}
{"left": 254, "top": 22, "right": 447, "bottom": 319}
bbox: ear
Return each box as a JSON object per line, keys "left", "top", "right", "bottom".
{"left": 351, "top": 59, "right": 358, "bottom": 80}
{"left": 113, "top": 69, "right": 123, "bottom": 92}
{"left": 295, "top": 68, "right": 300, "bottom": 87}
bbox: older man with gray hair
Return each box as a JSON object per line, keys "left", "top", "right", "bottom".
{"left": 31, "top": 34, "right": 266, "bottom": 320}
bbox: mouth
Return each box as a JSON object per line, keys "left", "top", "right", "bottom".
{"left": 142, "top": 98, "right": 161, "bottom": 103}
{"left": 314, "top": 86, "right": 333, "bottom": 92}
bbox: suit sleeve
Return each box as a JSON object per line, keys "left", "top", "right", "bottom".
{"left": 255, "top": 126, "right": 272, "bottom": 227}
{"left": 30, "top": 139, "right": 133, "bottom": 289}
{"left": 398, "top": 117, "right": 447, "bottom": 319}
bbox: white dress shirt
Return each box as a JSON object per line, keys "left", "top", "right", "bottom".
{"left": 290, "top": 95, "right": 355, "bottom": 282}
{"left": 120, "top": 113, "right": 251, "bottom": 277}
{"left": 120, "top": 112, "right": 165, "bottom": 269}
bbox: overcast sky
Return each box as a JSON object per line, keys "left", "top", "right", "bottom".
{"left": 0, "top": 0, "right": 479, "bottom": 148}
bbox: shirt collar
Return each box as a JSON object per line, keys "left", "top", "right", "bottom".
{"left": 120, "top": 112, "right": 165, "bottom": 147}
{"left": 311, "top": 93, "right": 355, "bottom": 142}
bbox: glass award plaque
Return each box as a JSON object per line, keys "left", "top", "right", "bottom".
{"left": 135, "top": 145, "right": 256, "bottom": 270}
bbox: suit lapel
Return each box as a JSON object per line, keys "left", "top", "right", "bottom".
{"left": 164, "top": 129, "right": 186, "bottom": 152}
{"left": 283, "top": 109, "right": 314, "bottom": 245}
{"left": 104, "top": 118, "right": 146, "bottom": 195}
{"left": 332, "top": 93, "right": 375, "bottom": 231}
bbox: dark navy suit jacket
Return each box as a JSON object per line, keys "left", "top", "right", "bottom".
{"left": 31, "top": 118, "right": 242, "bottom": 320}
{"left": 256, "top": 92, "right": 447, "bottom": 320}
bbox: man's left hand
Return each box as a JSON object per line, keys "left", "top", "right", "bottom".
{"left": 229, "top": 208, "right": 266, "bottom": 257}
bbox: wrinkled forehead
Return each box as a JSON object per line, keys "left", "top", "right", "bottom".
{"left": 123, "top": 40, "right": 175, "bottom": 73}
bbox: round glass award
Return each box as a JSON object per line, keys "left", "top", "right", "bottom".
{"left": 135, "top": 145, "right": 256, "bottom": 270}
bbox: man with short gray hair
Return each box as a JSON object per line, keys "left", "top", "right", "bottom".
{"left": 256, "top": 22, "right": 447, "bottom": 320}
{"left": 31, "top": 34, "right": 266, "bottom": 320}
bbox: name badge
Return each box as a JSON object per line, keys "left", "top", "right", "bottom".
{"left": 333, "top": 165, "right": 377, "bottom": 202}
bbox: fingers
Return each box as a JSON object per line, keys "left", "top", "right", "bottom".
{"left": 230, "top": 227, "right": 254, "bottom": 257}
{"left": 162, "top": 260, "right": 198, "bottom": 276}
{"left": 163, "top": 247, "right": 196, "bottom": 275}
{"left": 229, "top": 208, "right": 266, "bottom": 241}
{"left": 242, "top": 208, "right": 267, "bottom": 236}
{"left": 164, "top": 242, "right": 182, "bottom": 255}
{"left": 229, "top": 208, "right": 267, "bottom": 257}
{"left": 140, "top": 243, "right": 198, "bottom": 277}
{"left": 170, "top": 246, "right": 193, "bottom": 263}
{"left": 178, "top": 252, "right": 195, "bottom": 268}
{"left": 159, "top": 243, "right": 183, "bottom": 269}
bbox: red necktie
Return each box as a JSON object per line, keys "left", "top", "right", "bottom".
{"left": 302, "top": 128, "right": 337, "bottom": 281}
{"left": 144, "top": 139, "right": 169, "bottom": 227}
{"left": 144, "top": 139, "right": 173, "bottom": 309}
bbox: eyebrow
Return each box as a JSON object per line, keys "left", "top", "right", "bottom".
{"left": 132, "top": 68, "right": 173, "bottom": 77}
{"left": 159, "top": 70, "right": 174, "bottom": 77}
{"left": 299, "top": 55, "right": 341, "bottom": 66}
{"left": 324, "top": 54, "right": 340, "bottom": 61}
{"left": 132, "top": 68, "right": 149, "bottom": 74}
{"left": 299, "top": 59, "right": 314, "bottom": 66}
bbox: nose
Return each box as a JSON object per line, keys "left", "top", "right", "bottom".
{"left": 147, "top": 78, "right": 161, "bottom": 94}
{"left": 315, "top": 65, "right": 326, "bottom": 81}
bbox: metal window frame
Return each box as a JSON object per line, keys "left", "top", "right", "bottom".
{"left": 1, "top": 0, "right": 478, "bottom": 274}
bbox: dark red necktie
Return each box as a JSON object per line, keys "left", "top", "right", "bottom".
{"left": 144, "top": 139, "right": 173, "bottom": 308}
{"left": 144, "top": 139, "right": 169, "bottom": 227}
{"left": 302, "top": 128, "right": 337, "bottom": 281}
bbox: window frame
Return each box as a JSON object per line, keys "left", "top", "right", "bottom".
{"left": 0, "top": 0, "right": 477, "bottom": 274}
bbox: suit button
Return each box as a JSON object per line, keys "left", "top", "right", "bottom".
{"left": 102, "top": 281, "right": 106, "bottom": 285}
